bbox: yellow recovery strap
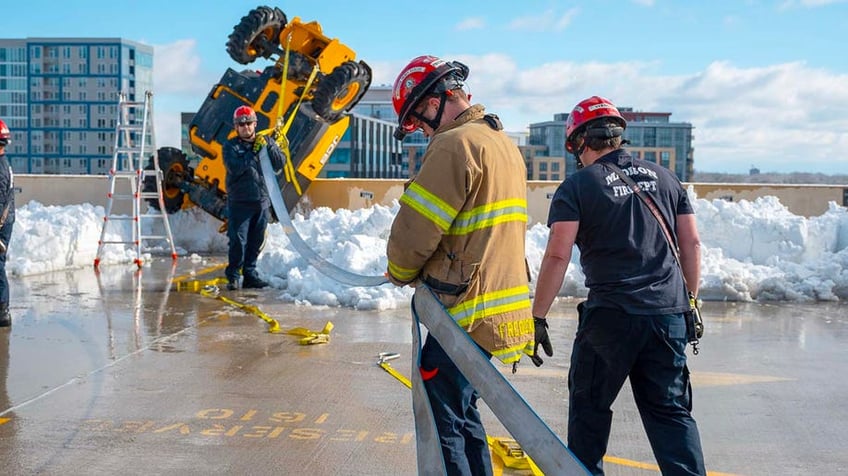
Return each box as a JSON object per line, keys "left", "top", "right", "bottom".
{"left": 198, "top": 285, "right": 282, "bottom": 334}
{"left": 256, "top": 32, "right": 320, "bottom": 197}
{"left": 172, "top": 265, "right": 333, "bottom": 344}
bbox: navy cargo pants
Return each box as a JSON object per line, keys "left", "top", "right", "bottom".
{"left": 420, "top": 335, "right": 493, "bottom": 476}
{"left": 567, "top": 305, "right": 706, "bottom": 476}
{"left": 225, "top": 202, "right": 268, "bottom": 283}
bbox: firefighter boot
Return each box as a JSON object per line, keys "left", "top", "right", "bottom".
{"left": 242, "top": 275, "right": 269, "bottom": 289}
{"left": 0, "top": 302, "right": 10, "bottom": 328}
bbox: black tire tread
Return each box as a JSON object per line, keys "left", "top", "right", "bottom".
{"left": 226, "top": 6, "right": 288, "bottom": 65}
{"left": 312, "top": 60, "right": 372, "bottom": 122}
{"left": 143, "top": 147, "right": 190, "bottom": 213}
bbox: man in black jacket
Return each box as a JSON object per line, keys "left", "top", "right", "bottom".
{"left": 0, "top": 119, "right": 15, "bottom": 327}
{"left": 222, "top": 106, "right": 283, "bottom": 291}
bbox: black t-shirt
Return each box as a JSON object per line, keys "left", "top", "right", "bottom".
{"left": 547, "top": 149, "right": 693, "bottom": 314}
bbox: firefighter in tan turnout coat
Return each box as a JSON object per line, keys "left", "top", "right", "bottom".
{"left": 386, "top": 55, "right": 553, "bottom": 476}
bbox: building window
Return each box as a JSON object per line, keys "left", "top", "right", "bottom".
{"left": 661, "top": 151, "right": 670, "bottom": 168}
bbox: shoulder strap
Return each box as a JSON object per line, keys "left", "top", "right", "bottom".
{"left": 605, "top": 162, "right": 682, "bottom": 269}
{"left": 482, "top": 113, "right": 503, "bottom": 131}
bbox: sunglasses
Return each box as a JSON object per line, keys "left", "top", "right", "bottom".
{"left": 401, "top": 99, "right": 433, "bottom": 132}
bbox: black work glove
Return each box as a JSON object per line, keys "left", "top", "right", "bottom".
{"left": 530, "top": 317, "right": 553, "bottom": 367}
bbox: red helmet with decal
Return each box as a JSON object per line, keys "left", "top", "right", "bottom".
{"left": 565, "top": 96, "right": 626, "bottom": 151}
{"left": 232, "top": 105, "right": 257, "bottom": 125}
{"left": 0, "top": 119, "right": 10, "bottom": 146}
{"left": 392, "top": 55, "right": 469, "bottom": 138}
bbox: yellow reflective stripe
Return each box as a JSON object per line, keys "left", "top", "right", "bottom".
{"left": 447, "top": 199, "right": 528, "bottom": 236}
{"left": 448, "top": 285, "right": 531, "bottom": 328}
{"left": 492, "top": 342, "right": 531, "bottom": 364}
{"left": 388, "top": 260, "right": 419, "bottom": 282}
{"left": 400, "top": 182, "right": 458, "bottom": 232}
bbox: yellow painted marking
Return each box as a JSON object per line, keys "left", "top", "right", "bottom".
{"left": 692, "top": 371, "right": 793, "bottom": 387}
{"left": 0, "top": 417, "right": 10, "bottom": 426}
{"left": 604, "top": 455, "right": 741, "bottom": 475}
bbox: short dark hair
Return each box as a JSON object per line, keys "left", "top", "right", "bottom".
{"left": 582, "top": 119, "right": 624, "bottom": 151}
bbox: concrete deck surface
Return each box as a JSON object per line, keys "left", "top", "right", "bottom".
{"left": 0, "top": 256, "right": 846, "bottom": 475}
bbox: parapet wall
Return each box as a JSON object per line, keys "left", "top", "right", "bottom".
{"left": 14, "top": 175, "right": 848, "bottom": 225}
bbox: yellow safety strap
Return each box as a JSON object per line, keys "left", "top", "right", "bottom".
{"left": 173, "top": 267, "right": 336, "bottom": 345}
{"left": 172, "top": 264, "right": 227, "bottom": 291}
{"left": 262, "top": 32, "right": 320, "bottom": 198}
{"left": 285, "top": 321, "right": 334, "bottom": 345}
{"left": 172, "top": 265, "right": 282, "bottom": 333}
{"left": 375, "top": 352, "right": 543, "bottom": 475}
{"left": 277, "top": 33, "right": 292, "bottom": 126}
{"left": 198, "top": 285, "right": 282, "bottom": 333}
{"left": 377, "top": 353, "right": 411, "bottom": 389}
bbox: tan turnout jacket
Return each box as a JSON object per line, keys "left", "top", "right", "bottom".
{"left": 387, "top": 105, "right": 534, "bottom": 364}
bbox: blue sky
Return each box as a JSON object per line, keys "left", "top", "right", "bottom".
{"left": 5, "top": 0, "right": 848, "bottom": 174}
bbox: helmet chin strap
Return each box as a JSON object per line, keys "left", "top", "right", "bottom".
{"left": 409, "top": 91, "right": 449, "bottom": 131}
{"left": 570, "top": 136, "right": 587, "bottom": 169}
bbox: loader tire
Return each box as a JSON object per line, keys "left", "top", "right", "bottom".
{"left": 312, "top": 61, "right": 372, "bottom": 122}
{"left": 226, "top": 6, "right": 287, "bottom": 65}
{"left": 143, "top": 147, "right": 190, "bottom": 213}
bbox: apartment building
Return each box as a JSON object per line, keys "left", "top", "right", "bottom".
{"left": 0, "top": 37, "right": 153, "bottom": 174}
{"left": 528, "top": 108, "right": 695, "bottom": 181}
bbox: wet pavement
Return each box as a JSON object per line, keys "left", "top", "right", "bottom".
{"left": 1, "top": 256, "right": 847, "bottom": 475}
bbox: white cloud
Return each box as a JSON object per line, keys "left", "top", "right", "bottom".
{"left": 152, "top": 39, "right": 206, "bottom": 95}
{"left": 150, "top": 39, "right": 225, "bottom": 150}
{"left": 631, "top": 0, "right": 656, "bottom": 6}
{"left": 459, "top": 56, "right": 848, "bottom": 173}
{"left": 509, "top": 7, "right": 580, "bottom": 32}
{"left": 367, "top": 59, "right": 409, "bottom": 87}
{"left": 455, "top": 17, "right": 485, "bottom": 31}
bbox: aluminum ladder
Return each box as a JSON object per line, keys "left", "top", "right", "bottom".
{"left": 94, "top": 91, "right": 177, "bottom": 269}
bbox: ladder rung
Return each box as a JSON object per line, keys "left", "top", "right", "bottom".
{"left": 139, "top": 192, "right": 161, "bottom": 198}
{"left": 100, "top": 240, "right": 137, "bottom": 245}
{"left": 140, "top": 235, "right": 171, "bottom": 241}
{"left": 139, "top": 214, "right": 170, "bottom": 219}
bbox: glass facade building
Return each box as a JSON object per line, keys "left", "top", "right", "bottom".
{"left": 349, "top": 85, "right": 428, "bottom": 177}
{"left": 0, "top": 37, "right": 153, "bottom": 174}
{"left": 528, "top": 109, "right": 694, "bottom": 181}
